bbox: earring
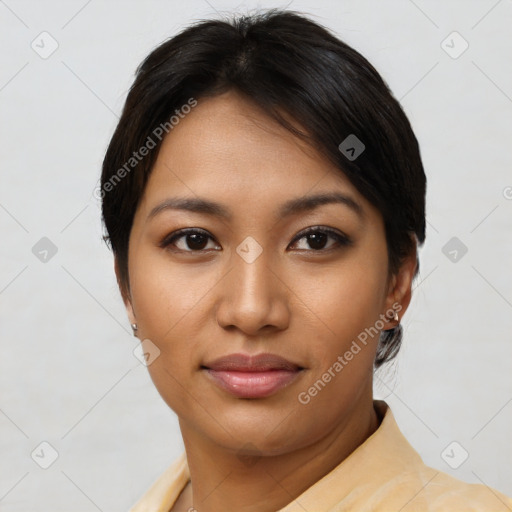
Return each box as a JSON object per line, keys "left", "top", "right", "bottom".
{"left": 385, "top": 310, "right": 399, "bottom": 327}
{"left": 131, "top": 323, "right": 138, "bottom": 336}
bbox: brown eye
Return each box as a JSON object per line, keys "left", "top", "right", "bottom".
{"left": 160, "top": 229, "right": 221, "bottom": 252}
{"left": 303, "top": 232, "right": 328, "bottom": 250}
{"left": 182, "top": 232, "right": 209, "bottom": 250}
{"left": 289, "top": 227, "right": 352, "bottom": 252}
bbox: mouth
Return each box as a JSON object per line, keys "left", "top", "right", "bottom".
{"left": 201, "top": 352, "right": 305, "bottom": 399}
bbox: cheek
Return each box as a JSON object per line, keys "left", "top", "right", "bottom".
{"left": 127, "top": 250, "right": 215, "bottom": 399}
{"left": 303, "top": 256, "right": 387, "bottom": 343}
{"left": 128, "top": 245, "right": 221, "bottom": 342}
{"left": 294, "top": 252, "right": 388, "bottom": 405}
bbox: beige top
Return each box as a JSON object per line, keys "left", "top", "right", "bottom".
{"left": 130, "top": 400, "right": 512, "bottom": 511}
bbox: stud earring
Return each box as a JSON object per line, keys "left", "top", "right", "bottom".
{"left": 384, "top": 309, "right": 400, "bottom": 329}
{"left": 131, "top": 323, "right": 138, "bottom": 336}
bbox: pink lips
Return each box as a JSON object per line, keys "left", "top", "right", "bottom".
{"left": 202, "top": 353, "right": 304, "bottom": 399}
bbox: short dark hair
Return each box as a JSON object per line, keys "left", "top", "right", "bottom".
{"left": 100, "top": 9, "right": 426, "bottom": 368}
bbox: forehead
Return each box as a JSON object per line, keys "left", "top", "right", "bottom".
{"left": 136, "top": 91, "right": 377, "bottom": 225}
{"left": 158, "top": 92, "right": 332, "bottom": 177}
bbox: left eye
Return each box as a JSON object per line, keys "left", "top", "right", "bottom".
{"left": 289, "top": 227, "right": 352, "bottom": 251}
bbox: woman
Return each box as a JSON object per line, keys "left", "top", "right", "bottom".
{"left": 100, "top": 9, "right": 512, "bottom": 512}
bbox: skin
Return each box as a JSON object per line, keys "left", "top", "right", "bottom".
{"left": 116, "top": 90, "right": 417, "bottom": 512}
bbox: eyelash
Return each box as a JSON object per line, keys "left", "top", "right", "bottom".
{"left": 159, "top": 226, "right": 352, "bottom": 254}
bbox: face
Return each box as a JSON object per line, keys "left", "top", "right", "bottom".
{"left": 120, "top": 90, "right": 414, "bottom": 455}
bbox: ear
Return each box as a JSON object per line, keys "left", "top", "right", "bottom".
{"left": 114, "top": 257, "right": 136, "bottom": 326}
{"left": 382, "top": 249, "right": 418, "bottom": 328}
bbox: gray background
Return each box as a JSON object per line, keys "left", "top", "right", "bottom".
{"left": 1, "top": 0, "right": 511, "bottom": 510}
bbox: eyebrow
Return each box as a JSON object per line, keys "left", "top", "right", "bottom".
{"left": 147, "top": 192, "right": 364, "bottom": 222}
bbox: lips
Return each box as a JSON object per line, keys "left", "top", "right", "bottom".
{"left": 203, "top": 353, "right": 302, "bottom": 372}
{"left": 201, "top": 353, "right": 304, "bottom": 398}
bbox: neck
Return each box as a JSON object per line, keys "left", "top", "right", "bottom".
{"left": 179, "top": 394, "right": 380, "bottom": 512}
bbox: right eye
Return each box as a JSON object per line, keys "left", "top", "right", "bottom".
{"left": 159, "top": 228, "right": 221, "bottom": 252}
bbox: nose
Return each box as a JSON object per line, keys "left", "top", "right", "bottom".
{"left": 215, "top": 244, "right": 290, "bottom": 336}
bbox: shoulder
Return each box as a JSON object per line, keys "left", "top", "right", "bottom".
{"left": 129, "top": 451, "right": 190, "bottom": 512}
{"left": 394, "top": 465, "right": 512, "bottom": 511}
{"left": 351, "top": 402, "right": 512, "bottom": 511}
